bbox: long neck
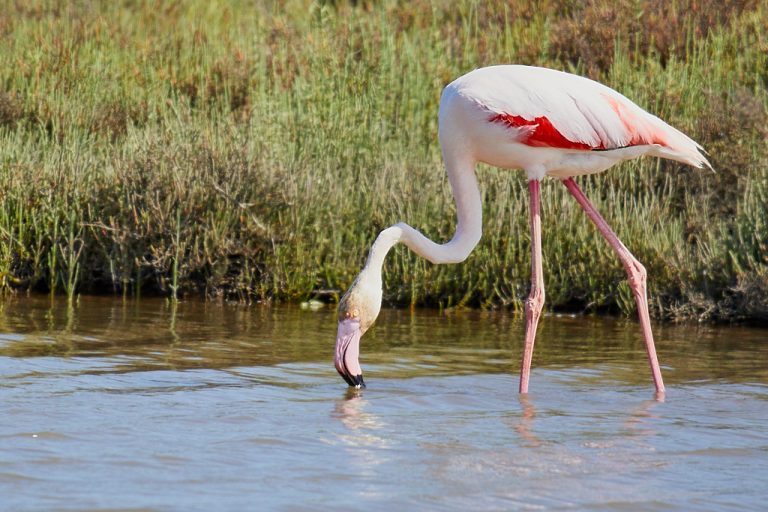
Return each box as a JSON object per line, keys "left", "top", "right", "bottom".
{"left": 362, "top": 152, "right": 482, "bottom": 276}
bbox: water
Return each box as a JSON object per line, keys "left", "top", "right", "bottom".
{"left": 1, "top": 297, "right": 767, "bottom": 511}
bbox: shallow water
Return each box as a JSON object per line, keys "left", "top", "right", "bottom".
{"left": 1, "top": 297, "right": 767, "bottom": 511}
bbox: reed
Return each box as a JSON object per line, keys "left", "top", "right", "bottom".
{"left": 0, "top": 0, "right": 765, "bottom": 321}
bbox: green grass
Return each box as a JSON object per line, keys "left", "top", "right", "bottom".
{"left": 0, "top": 0, "right": 766, "bottom": 322}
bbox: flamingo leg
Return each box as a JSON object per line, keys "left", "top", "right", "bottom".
{"left": 562, "top": 178, "right": 666, "bottom": 396}
{"left": 519, "top": 179, "right": 545, "bottom": 394}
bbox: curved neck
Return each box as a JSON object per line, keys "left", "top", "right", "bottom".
{"left": 362, "top": 153, "right": 482, "bottom": 276}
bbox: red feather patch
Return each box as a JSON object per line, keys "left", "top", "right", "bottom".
{"left": 489, "top": 113, "right": 602, "bottom": 150}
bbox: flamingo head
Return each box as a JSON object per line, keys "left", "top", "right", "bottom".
{"left": 335, "top": 271, "right": 382, "bottom": 388}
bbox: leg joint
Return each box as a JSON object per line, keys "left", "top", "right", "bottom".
{"left": 525, "top": 287, "right": 545, "bottom": 314}
{"left": 627, "top": 259, "right": 647, "bottom": 290}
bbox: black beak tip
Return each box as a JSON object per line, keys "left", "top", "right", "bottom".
{"left": 351, "top": 374, "right": 366, "bottom": 388}
{"left": 339, "top": 372, "right": 366, "bottom": 388}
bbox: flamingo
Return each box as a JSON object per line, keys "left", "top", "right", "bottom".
{"left": 334, "top": 65, "right": 710, "bottom": 396}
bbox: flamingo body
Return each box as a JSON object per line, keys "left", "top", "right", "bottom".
{"left": 334, "top": 65, "right": 709, "bottom": 397}
{"left": 439, "top": 65, "right": 708, "bottom": 179}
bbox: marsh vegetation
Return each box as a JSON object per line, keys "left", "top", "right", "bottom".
{"left": 0, "top": 0, "right": 766, "bottom": 321}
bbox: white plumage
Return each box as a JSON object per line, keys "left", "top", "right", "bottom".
{"left": 440, "top": 65, "right": 709, "bottom": 179}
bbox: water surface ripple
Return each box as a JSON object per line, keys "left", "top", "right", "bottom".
{"left": 1, "top": 297, "right": 766, "bottom": 511}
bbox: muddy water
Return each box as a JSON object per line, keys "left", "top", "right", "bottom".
{"left": 1, "top": 297, "right": 766, "bottom": 511}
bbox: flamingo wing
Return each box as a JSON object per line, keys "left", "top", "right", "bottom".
{"left": 453, "top": 65, "right": 710, "bottom": 168}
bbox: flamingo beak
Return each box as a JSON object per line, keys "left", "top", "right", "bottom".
{"left": 334, "top": 318, "right": 365, "bottom": 388}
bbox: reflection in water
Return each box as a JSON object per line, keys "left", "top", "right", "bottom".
{"left": 0, "top": 296, "right": 342, "bottom": 373}
{"left": 623, "top": 398, "right": 662, "bottom": 438}
{"left": 332, "top": 389, "right": 389, "bottom": 483}
{"left": 509, "top": 394, "right": 662, "bottom": 452}
{"left": 333, "top": 390, "right": 386, "bottom": 443}
{"left": 1, "top": 297, "right": 767, "bottom": 387}
{"left": 513, "top": 395, "right": 542, "bottom": 447}
{"left": 1, "top": 297, "right": 767, "bottom": 510}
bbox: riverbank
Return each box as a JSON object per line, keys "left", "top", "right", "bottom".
{"left": 0, "top": 1, "right": 766, "bottom": 321}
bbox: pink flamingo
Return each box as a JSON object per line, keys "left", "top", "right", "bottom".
{"left": 334, "top": 65, "right": 709, "bottom": 396}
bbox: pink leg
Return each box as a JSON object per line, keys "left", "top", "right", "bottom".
{"left": 519, "top": 179, "right": 545, "bottom": 394}
{"left": 562, "top": 178, "right": 665, "bottom": 396}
